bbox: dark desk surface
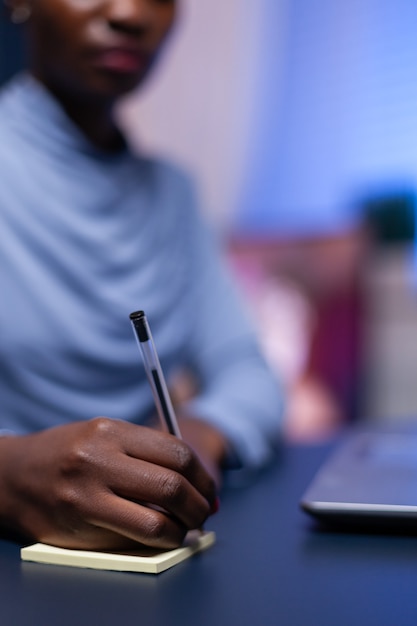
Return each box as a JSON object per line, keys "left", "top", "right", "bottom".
{"left": 2, "top": 443, "right": 417, "bottom": 626}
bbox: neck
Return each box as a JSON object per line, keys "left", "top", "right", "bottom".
{"left": 58, "top": 97, "right": 126, "bottom": 153}
{"left": 32, "top": 75, "right": 126, "bottom": 152}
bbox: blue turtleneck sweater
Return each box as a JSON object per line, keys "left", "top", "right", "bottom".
{"left": 0, "top": 74, "right": 283, "bottom": 469}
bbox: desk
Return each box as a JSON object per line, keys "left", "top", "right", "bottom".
{"left": 1, "top": 444, "right": 417, "bottom": 626}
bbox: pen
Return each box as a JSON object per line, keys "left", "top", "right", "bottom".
{"left": 130, "top": 310, "right": 219, "bottom": 525}
{"left": 129, "top": 310, "right": 182, "bottom": 438}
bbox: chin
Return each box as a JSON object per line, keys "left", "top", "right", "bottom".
{"left": 92, "top": 64, "right": 154, "bottom": 100}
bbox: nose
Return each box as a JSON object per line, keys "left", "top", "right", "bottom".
{"left": 105, "top": 0, "right": 155, "bottom": 34}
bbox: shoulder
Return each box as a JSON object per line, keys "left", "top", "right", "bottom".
{"left": 133, "top": 152, "right": 194, "bottom": 193}
{"left": 0, "top": 73, "right": 28, "bottom": 122}
{"left": 131, "top": 151, "right": 199, "bottom": 213}
{"left": 0, "top": 75, "right": 29, "bottom": 158}
{"left": 0, "top": 80, "right": 14, "bottom": 142}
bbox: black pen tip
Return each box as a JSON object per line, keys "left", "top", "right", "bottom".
{"left": 129, "top": 310, "right": 149, "bottom": 342}
{"left": 129, "top": 310, "right": 145, "bottom": 321}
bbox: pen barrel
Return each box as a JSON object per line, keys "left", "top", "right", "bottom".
{"left": 149, "top": 365, "right": 182, "bottom": 439}
{"left": 130, "top": 312, "right": 182, "bottom": 439}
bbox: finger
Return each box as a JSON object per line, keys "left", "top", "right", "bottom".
{"left": 105, "top": 453, "right": 212, "bottom": 530}
{"left": 104, "top": 421, "right": 217, "bottom": 506}
{"left": 87, "top": 492, "right": 189, "bottom": 550}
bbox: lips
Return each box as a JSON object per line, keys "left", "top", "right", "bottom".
{"left": 92, "top": 47, "right": 150, "bottom": 74}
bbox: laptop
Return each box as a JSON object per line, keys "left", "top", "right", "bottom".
{"left": 300, "top": 419, "right": 417, "bottom": 530}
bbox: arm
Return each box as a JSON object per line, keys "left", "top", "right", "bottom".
{"left": 0, "top": 418, "right": 217, "bottom": 550}
{"left": 175, "top": 179, "right": 284, "bottom": 472}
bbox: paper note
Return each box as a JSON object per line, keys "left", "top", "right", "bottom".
{"left": 21, "top": 530, "right": 216, "bottom": 575}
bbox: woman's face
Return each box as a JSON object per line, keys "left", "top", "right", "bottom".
{"left": 24, "top": 0, "right": 177, "bottom": 102}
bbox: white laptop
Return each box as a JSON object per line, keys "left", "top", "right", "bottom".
{"left": 300, "top": 419, "right": 417, "bottom": 530}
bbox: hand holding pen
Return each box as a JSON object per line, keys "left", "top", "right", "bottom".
{"left": 130, "top": 309, "right": 223, "bottom": 496}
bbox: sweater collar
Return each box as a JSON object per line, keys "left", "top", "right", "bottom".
{"left": 2, "top": 73, "right": 130, "bottom": 161}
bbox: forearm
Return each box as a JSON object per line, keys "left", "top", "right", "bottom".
{"left": 184, "top": 211, "right": 284, "bottom": 469}
{"left": 187, "top": 353, "right": 284, "bottom": 470}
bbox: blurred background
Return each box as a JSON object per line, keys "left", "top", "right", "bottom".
{"left": 2, "top": 0, "right": 417, "bottom": 441}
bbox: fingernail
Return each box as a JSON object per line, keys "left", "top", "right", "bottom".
{"left": 211, "top": 496, "right": 220, "bottom": 514}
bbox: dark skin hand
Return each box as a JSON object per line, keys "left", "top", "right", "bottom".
{"left": 0, "top": 418, "right": 218, "bottom": 551}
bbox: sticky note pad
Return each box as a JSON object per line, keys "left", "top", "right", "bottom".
{"left": 21, "top": 530, "right": 216, "bottom": 575}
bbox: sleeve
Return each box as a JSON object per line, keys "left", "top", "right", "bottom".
{"left": 180, "top": 180, "right": 285, "bottom": 472}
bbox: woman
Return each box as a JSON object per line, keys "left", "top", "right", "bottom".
{"left": 0, "top": 0, "right": 282, "bottom": 550}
